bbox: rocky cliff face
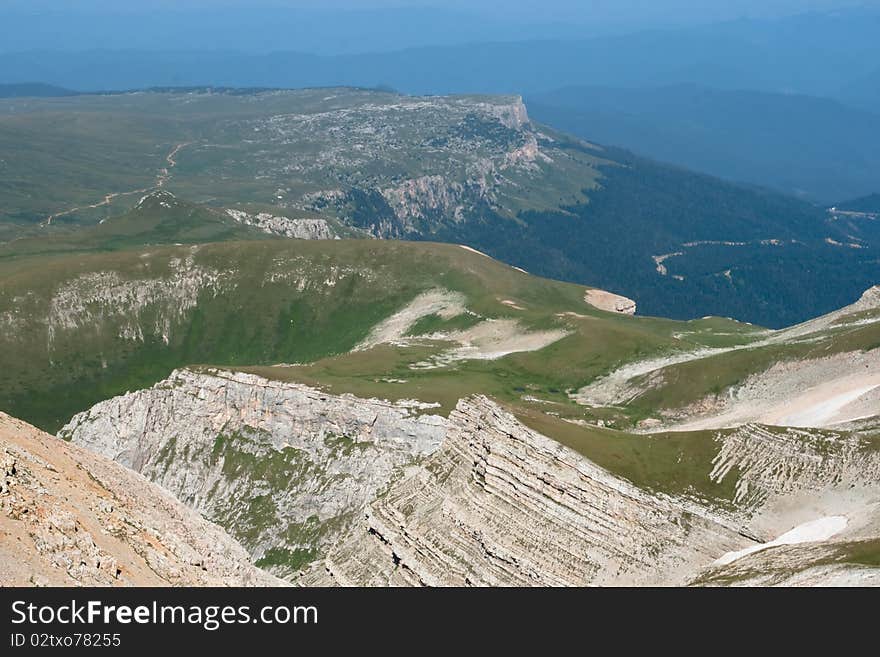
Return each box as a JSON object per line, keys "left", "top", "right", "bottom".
{"left": 61, "top": 368, "right": 446, "bottom": 577}
{"left": 268, "top": 93, "right": 587, "bottom": 239}
{"left": 710, "top": 424, "right": 880, "bottom": 511}
{"left": 46, "top": 247, "right": 230, "bottom": 349}
{"left": 303, "top": 396, "right": 749, "bottom": 586}
{"left": 0, "top": 411, "right": 283, "bottom": 587}
{"left": 225, "top": 209, "right": 337, "bottom": 239}
{"left": 58, "top": 370, "right": 880, "bottom": 586}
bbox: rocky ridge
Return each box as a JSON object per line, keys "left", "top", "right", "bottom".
{"left": 225, "top": 209, "right": 337, "bottom": 239}
{"left": 300, "top": 398, "right": 880, "bottom": 586}
{"left": 55, "top": 373, "right": 880, "bottom": 586}
{"left": 302, "top": 396, "right": 749, "bottom": 586}
{"left": 709, "top": 424, "right": 880, "bottom": 510}
{"left": 61, "top": 368, "right": 446, "bottom": 577}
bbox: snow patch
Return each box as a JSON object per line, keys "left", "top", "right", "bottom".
{"left": 459, "top": 245, "right": 490, "bottom": 258}
{"left": 714, "top": 516, "right": 848, "bottom": 566}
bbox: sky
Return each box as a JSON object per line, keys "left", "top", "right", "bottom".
{"left": 7, "top": 0, "right": 878, "bottom": 21}
{"left": 2, "top": 1, "right": 878, "bottom": 55}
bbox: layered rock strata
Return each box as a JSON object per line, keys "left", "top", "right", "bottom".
{"left": 61, "top": 368, "right": 446, "bottom": 577}
{"left": 303, "top": 397, "right": 749, "bottom": 586}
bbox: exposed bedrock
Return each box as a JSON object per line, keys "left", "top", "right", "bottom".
{"left": 61, "top": 368, "right": 446, "bottom": 577}
{"left": 304, "top": 396, "right": 749, "bottom": 586}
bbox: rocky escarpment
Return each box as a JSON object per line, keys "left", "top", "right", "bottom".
{"left": 225, "top": 209, "right": 337, "bottom": 239}
{"left": 303, "top": 396, "right": 749, "bottom": 586}
{"left": 59, "top": 376, "right": 880, "bottom": 586}
{"left": 710, "top": 424, "right": 880, "bottom": 511}
{"left": 0, "top": 411, "right": 283, "bottom": 587}
{"left": 61, "top": 369, "right": 446, "bottom": 578}
{"left": 45, "top": 247, "right": 230, "bottom": 349}
{"left": 678, "top": 422, "right": 880, "bottom": 585}
{"left": 267, "top": 94, "right": 585, "bottom": 239}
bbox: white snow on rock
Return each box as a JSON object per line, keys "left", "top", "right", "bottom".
{"left": 459, "top": 244, "right": 490, "bottom": 258}
{"left": 714, "top": 516, "right": 848, "bottom": 566}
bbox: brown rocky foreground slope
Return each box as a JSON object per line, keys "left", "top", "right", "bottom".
{"left": 0, "top": 411, "right": 284, "bottom": 587}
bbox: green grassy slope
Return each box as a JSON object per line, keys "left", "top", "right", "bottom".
{"left": 4, "top": 230, "right": 879, "bottom": 560}
{"left": 2, "top": 88, "right": 877, "bottom": 327}
{"left": 0, "top": 192, "right": 267, "bottom": 259}
{"left": 1, "top": 236, "right": 764, "bottom": 433}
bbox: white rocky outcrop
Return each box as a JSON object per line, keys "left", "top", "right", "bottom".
{"left": 667, "top": 350, "right": 880, "bottom": 432}
{"left": 380, "top": 175, "right": 475, "bottom": 227}
{"left": 476, "top": 96, "right": 530, "bottom": 130}
{"left": 45, "top": 248, "right": 229, "bottom": 348}
{"left": 225, "top": 209, "right": 336, "bottom": 239}
{"left": 60, "top": 369, "right": 446, "bottom": 576}
{"left": 303, "top": 396, "right": 748, "bottom": 586}
{"left": 584, "top": 288, "right": 637, "bottom": 315}
{"left": 709, "top": 423, "right": 880, "bottom": 509}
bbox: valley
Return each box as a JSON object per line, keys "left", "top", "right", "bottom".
{"left": 0, "top": 86, "right": 878, "bottom": 588}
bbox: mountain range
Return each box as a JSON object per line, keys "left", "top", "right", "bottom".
{"left": 1, "top": 73, "right": 878, "bottom": 588}
{"left": 2, "top": 89, "right": 877, "bottom": 329}
{"left": 528, "top": 84, "right": 880, "bottom": 202}
{"left": 2, "top": 8, "right": 879, "bottom": 98}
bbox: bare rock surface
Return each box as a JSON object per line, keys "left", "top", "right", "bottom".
{"left": 709, "top": 424, "right": 880, "bottom": 511}
{"left": 0, "top": 411, "right": 283, "bottom": 587}
{"left": 584, "top": 289, "right": 637, "bottom": 315}
{"left": 58, "top": 378, "right": 880, "bottom": 587}
{"left": 225, "top": 209, "right": 337, "bottom": 239}
{"left": 667, "top": 351, "right": 880, "bottom": 432}
{"left": 61, "top": 368, "right": 446, "bottom": 577}
{"left": 574, "top": 285, "right": 880, "bottom": 428}
{"left": 303, "top": 396, "right": 748, "bottom": 586}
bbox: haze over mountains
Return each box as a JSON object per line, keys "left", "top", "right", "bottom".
{"left": 3, "top": 5, "right": 878, "bottom": 202}
{"left": 2, "top": 2, "right": 880, "bottom": 590}
{"left": 4, "top": 9, "right": 879, "bottom": 98}
{"left": 528, "top": 85, "right": 880, "bottom": 202}
{"left": 5, "top": 1, "right": 868, "bottom": 55}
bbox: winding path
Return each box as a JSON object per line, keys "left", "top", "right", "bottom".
{"left": 44, "top": 142, "right": 191, "bottom": 225}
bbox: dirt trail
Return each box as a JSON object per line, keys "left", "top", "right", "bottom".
{"left": 157, "top": 141, "right": 190, "bottom": 188}
{"left": 44, "top": 142, "right": 190, "bottom": 225}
